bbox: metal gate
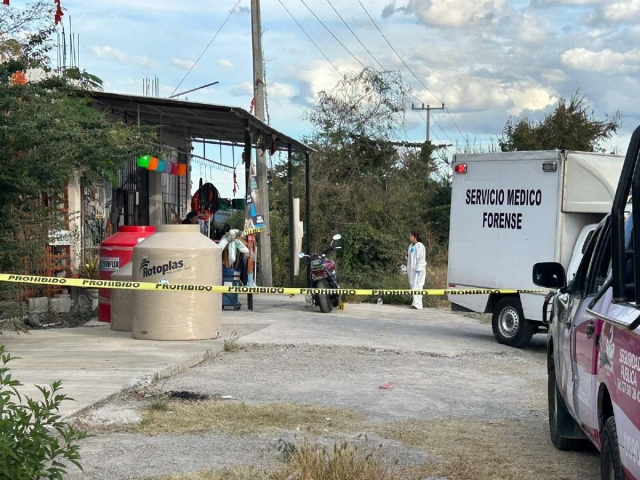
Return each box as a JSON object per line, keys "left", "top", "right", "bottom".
{"left": 111, "top": 158, "right": 150, "bottom": 231}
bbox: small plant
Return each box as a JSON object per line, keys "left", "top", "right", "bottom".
{"left": 150, "top": 397, "right": 170, "bottom": 412}
{"left": 0, "top": 346, "right": 87, "bottom": 479}
{"left": 224, "top": 332, "right": 240, "bottom": 352}
{"left": 78, "top": 256, "right": 100, "bottom": 280}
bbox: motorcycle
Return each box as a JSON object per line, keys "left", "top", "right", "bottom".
{"left": 299, "top": 234, "right": 342, "bottom": 313}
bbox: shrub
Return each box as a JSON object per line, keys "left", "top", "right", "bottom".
{"left": 0, "top": 346, "right": 87, "bottom": 479}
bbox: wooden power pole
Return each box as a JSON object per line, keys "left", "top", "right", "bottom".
{"left": 412, "top": 103, "right": 445, "bottom": 142}
{"left": 251, "top": 0, "right": 273, "bottom": 287}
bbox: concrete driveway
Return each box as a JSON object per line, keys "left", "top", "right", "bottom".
{"left": 56, "top": 296, "right": 598, "bottom": 480}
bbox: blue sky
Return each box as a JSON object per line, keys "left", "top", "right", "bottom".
{"left": 16, "top": 0, "right": 640, "bottom": 196}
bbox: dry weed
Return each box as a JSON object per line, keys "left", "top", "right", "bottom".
{"left": 132, "top": 401, "right": 366, "bottom": 436}
{"left": 380, "top": 417, "right": 598, "bottom": 480}
{"left": 271, "top": 441, "right": 401, "bottom": 480}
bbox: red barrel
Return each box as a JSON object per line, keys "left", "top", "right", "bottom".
{"left": 98, "top": 226, "right": 156, "bottom": 322}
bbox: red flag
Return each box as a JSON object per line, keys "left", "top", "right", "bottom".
{"left": 55, "top": 2, "right": 63, "bottom": 24}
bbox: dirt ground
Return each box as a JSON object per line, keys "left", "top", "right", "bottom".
{"left": 69, "top": 341, "right": 599, "bottom": 480}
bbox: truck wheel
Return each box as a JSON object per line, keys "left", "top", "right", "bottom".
{"left": 601, "top": 416, "right": 624, "bottom": 480}
{"left": 492, "top": 297, "right": 535, "bottom": 348}
{"left": 548, "top": 350, "right": 586, "bottom": 451}
{"left": 315, "top": 279, "right": 333, "bottom": 313}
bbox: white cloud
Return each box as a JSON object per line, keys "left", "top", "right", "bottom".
{"left": 532, "top": 0, "right": 603, "bottom": 5}
{"left": 603, "top": 0, "right": 640, "bottom": 22}
{"left": 518, "top": 13, "right": 551, "bottom": 43}
{"left": 561, "top": 47, "right": 640, "bottom": 73}
{"left": 91, "top": 46, "right": 157, "bottom": 68}
{"left": 405, "top": 0, "right": 508, "bottom": 28}
{"left": 541, "top": 69, "right": 567, "bottom": 83}
{"left": 267, "top": 82, "right": 296, "bottom": 100}
{"left": 92, "top": 46, "right": 126, "bottom": 62}
{"left": 414, "top": 72, "right": 557, "bottom": 115}
{"left": 229, "top": 82, "right": 253, "bottom": 97}
{"left": 172, "top": 58, "right": 195, "bottom": 70}
{"left": 218, "top": 59, "right": 234, "bottom": 70}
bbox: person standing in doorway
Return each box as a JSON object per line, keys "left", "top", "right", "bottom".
{"left": 407, "top": 231, "right": 427, "bottom": 310}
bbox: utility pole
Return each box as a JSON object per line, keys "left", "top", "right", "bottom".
{"left": 251, "top": 0, "right": 273, "bottom": 287}
{"left": 412, "top": 103, "right": 445, "bottom": 142}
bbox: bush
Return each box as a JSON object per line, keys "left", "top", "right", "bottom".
{"left": 0, "top": 346, "right": 87, "bottom": 479}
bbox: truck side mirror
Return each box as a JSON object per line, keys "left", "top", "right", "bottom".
{"left": 532, "top": 262, "right": 567, "bottom": 289}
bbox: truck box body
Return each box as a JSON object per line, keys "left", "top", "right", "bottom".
{"left": 447, "top": 150, "right": 624, "bottom": 322}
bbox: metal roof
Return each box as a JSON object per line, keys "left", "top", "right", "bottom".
{"left": 88, "top": 91, "right": 314, "bottom": 153}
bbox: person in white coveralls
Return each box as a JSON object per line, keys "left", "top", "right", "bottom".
{"left": 407, "top": 231, "right": 427, "bottom": 309}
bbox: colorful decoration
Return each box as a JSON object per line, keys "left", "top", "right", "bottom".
{"left": 136, "top": 155, "right": 151, "bottom": 168}
{"left": 137, "top": 155, "right": 188, "bottom": 176}
{"left": 10, "top": 71, "right": 26, "bottom": 86}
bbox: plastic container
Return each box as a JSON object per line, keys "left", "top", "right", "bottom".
{"left": 178, "top": 164, "right": 187, "bottom": 176}
{"left": 110, "top": 262, "right": 133, "bottom": 332}
{"left": 157, "top": 159, "right": 166, "bottom": 172}
{"left": 98, "top": 226, "right": 156, "bottom": 322}
{"left": 171, "top": 163, "right": 180, "bottom": 175}
{"left": 164, "top": 161, "right": 174, "bottom": 173}
{"left": 148, "top": 157, "right": 159, "bottom": 171}
{"left": 132, "top": 224, "right": 222, "bottom": 340}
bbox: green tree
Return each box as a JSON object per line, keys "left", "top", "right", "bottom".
{"left": 0, "top": 2, "right": 156, "bottom": 283}
{"left": 268, "top": 68, "right": 451, "bottom": 300}
{"left": 499, "top": 91, "right": 620, "bottom": 152}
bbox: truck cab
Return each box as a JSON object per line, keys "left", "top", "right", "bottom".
{"left": 533, "top": 125, "right": 640, "bottom": 479}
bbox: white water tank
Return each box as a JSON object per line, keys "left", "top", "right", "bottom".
{"left": 132, "top": 225, "right": 222, "bottom": 341}
{"left": 110, "top": 262, "right": 133, "bottom": 332}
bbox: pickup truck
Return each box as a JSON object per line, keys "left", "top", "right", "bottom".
{"left": 533, "top": 125, "right": 640, "bottom": 479}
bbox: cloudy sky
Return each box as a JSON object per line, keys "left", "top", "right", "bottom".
{"left": 39, "top": 0, "right": 640, "bottom": 194}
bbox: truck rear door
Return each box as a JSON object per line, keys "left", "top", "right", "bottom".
{"left": 448, "top": 153, "right": 561, "bottom": 319}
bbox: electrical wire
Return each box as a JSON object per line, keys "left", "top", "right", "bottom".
{"left": 170, "top": 0, "right": 241, "bottom": 97}
{"left": 277, "top": 0, "right": 342, "bottom": 75}
{"left": 325, "top": 0, "right": 386, "bottom": 71}
{"left": 355, "top": 0, "right": 466, "bottom": 140}
{"left": 321, "top": 0, "right": 455, "bottom": 144}
{"left": 298, "top": 0, "right": 366, "bottom": 69}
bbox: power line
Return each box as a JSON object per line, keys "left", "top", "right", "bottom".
{"left": 298, "top": 0, "right": 366, "bottom": 69}
{"left": 277, "top": 0, "right": 342, "bottom": 75}
{"left": 321, "top": 1, "right": 453, "bottom": 144}
{"left": 325, "top": 0, "right": 385, "bottom": 71}
{"left": 170, "top": 0, "right": 241, "bottom": 97}
{"left": 355, "top": 0, "right": 466, "bottom": 140}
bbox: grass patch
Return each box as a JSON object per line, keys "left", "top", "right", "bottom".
{"left": 132, "top": 401, "right": 366, "bottom": 436}
{"left": 145, "top": 442, "right": 402, "bottom": 480}
{"left": 149, "top": 397, "right": 170, "bottom": 412}
{"left": 380, "top": 418, "right": 598, "bottom": 480}
{"left": 270, "top": 441, "right": 401, "bottom": 480}
{"left": 147, "top": 466, "right": 268, "bottom": 480}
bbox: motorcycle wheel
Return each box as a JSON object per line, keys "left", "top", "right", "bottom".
{"left": 315, "top": 279, "right": 333, "bottom": 313}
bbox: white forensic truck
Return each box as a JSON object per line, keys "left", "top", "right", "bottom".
{"left": 447, "top": 150, "right": 626, "bottom": 348}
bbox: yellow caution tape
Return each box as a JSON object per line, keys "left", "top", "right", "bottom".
{"left": 0, "top": 274, "right": 545, "bottom": 297}
{"left": 243, "top": 226, "right": 266, "bottom": 236}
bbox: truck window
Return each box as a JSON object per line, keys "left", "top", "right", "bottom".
{"left": 586, "top": 220, "right": 612, "bottom": 297}
{"left": 582, "top": 230, "right": 595, "bottom": 254}
{"left": 569, "top": 224, "right": 601, "bottom": 296}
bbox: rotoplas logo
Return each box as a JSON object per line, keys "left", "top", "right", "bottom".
{"left": 140, "top": 259, "right": 185, "bottom": 278}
